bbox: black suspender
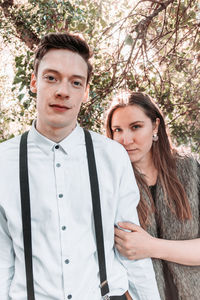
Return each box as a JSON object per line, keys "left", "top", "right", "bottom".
{"left": 19, "top": 129, "right": 109, "bottom": 299}
{"left": 19, "top": 131, "right": 35, "bottom": 300}
{"left": 83, "top": 129, "right": 109, "bottom": 297}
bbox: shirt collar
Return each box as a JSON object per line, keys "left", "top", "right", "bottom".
{"left": 28, "top": 121, "right": 85, "bottom": 156}
{"left": 59, "top": 124, "right": 84, "bottom": 154}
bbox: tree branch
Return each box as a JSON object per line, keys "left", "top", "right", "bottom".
{"left": 0, "top": 0, "right": 40, "bottom": 49}
{"left": 131, "top": 0, "right": 174, "bottom": 36}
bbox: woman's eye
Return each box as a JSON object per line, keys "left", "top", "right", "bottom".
{"left": 132, "top": 125, "right": 140, "bottom": 130}
{"left": 113, "top": 128, "right": 121, "bottom": 133}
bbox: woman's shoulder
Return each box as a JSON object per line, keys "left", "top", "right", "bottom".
{"left": 174, "top": 151, "right": 199, "bottom": 178}
{"left": 175, "top": 151, "right": 198, "bottom": 163}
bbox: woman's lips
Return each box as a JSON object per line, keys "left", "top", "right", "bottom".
{"left": 126, "top": 149, "right": 138, "bottom": 153}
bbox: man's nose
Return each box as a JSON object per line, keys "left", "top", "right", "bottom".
{"left": 55, "top": 82, "right": 70, "bottom": 99}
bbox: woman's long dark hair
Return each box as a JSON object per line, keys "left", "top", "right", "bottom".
{"left": 106, "top": 92, "right": 192, "bottom": 228}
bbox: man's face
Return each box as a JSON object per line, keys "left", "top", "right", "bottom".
{"left": 30, "top": 48, "right": 89, "bottom": 137}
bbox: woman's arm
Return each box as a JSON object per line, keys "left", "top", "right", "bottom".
{"left": 115, "top": 222, "right": 200, "bottom": 266}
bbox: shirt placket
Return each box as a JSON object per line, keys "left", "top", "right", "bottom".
{"left": 54, "top": 144, "right": 73, "bottom": 300}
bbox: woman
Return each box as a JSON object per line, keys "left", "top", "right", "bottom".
{"left": 106, "top": 91, "right": 200, "bottom": 300}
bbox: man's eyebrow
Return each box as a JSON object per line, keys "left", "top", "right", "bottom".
{"left": 42, "top": 69, "right": 60, "bottom": 74}
{"left": 72, "top": 74, "right": 86, "bottom": 81}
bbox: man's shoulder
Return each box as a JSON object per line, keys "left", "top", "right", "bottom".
{"left": 89, "top": 130, "right": 125, "bottom": 152}
{"left": 0, "top": 134, "right": 21, "bottom": 158}
{"left": 87, "top": 130, "right": 130, "bottom": 166}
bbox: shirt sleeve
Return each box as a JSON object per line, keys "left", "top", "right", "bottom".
{"left": 0, "top": 205, "right": 15, "bottom": 300}
{"left": 115, "top": 152, "right": 161, "bottom": 300}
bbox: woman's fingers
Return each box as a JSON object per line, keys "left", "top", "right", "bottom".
{"left": 118, "top": 222, "right": 142, "bottom": 232}
{"left": 114, "top": 222, "right": 154, "bottom": 260}
{"left": 114, "top": 227, "right": 127, "bottom": 238}
{"left": 115, "top": 238, "right": 136, "bottom": 260}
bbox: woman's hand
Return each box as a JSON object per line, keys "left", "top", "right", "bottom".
{"left": 115, "top": 222, "right": 200, "bottom": 265}
{"left": 115, "top": 222, "right": 155, "bottom": 260}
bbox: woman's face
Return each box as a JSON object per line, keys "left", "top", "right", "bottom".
{"left": 111, "top": 105, "right": 159, "bottom": 166}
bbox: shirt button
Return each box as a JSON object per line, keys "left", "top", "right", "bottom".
{"left": 58, "top": 194, "right": 63, "bottom": 198}
{"left": 65, "top": 259, "right": 70, "bottom": 264}
{"left": 55, "top": 145, "right": 59, "bottom": 149}
{"left": 67, "top": 295, "right": 72, "bottom": 299}
{"left": 56, "top": 163, "right": 61, "bottom": 167}
{"left": 62, "top": 226, "right": 66, "bottom": 230}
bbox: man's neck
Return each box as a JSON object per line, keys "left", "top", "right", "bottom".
{"left": 35, "top": 123, "right": 77, "bottom": 143}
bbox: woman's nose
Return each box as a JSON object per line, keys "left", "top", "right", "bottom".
{"left": 122, "top": 132, "right": 133, "bottom": 145}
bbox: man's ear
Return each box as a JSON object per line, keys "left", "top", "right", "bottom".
{"left": 30, "top": 73, "right": 37, "bottom": 94}
{"left": 83, "top": 84, "right": 90, "bottom": 103}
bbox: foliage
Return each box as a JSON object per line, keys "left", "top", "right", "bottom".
{"left": 0, "top": 0, "right": 200, "bottom": 154}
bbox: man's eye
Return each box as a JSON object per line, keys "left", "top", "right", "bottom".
{"left": 44, "top": 75, "right": 56, "bottom": 81}
{"left": 73, "top": 81, "right": 82, "bottom": 87}
{"left": 48, "top": 76, "right": 55, "bottom": 81}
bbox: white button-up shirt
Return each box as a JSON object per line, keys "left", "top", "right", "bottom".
{"left": 0, "top": 123, "right": 160, "bottom": 300}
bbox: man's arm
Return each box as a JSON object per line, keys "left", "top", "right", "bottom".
{"left": 0, "top": 205, "right": 15, "bottom": 300}
{"left": 115, "top": 152, "right": 160, "bottom": 300}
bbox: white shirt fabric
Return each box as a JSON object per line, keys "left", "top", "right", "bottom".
{"left": 0, "top": 123, "right": 160, "bottom": 300}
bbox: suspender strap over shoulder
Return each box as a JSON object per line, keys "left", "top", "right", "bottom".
{"left": 83, "top": 129, "right": 109, "bottom": 297}
{"left": 19, "top": 131, "right": 35, "bottom": 300}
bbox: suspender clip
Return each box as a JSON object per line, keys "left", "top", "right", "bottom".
{"left": 100, "top": 280, "right": 108, "bottom": 289}
{"left": 100, "top": 280, "right": 110, "bottom": 299}
{"left": 102, "top": 295, "right": 110, "bottom": 300}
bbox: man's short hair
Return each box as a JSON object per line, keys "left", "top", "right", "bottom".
{"left": 33, "top": 32, "right": 93, "bottom": 84}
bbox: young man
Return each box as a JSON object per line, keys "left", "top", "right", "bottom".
{"left": 0, "top": 33, "right": 160, "bottom": 300}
